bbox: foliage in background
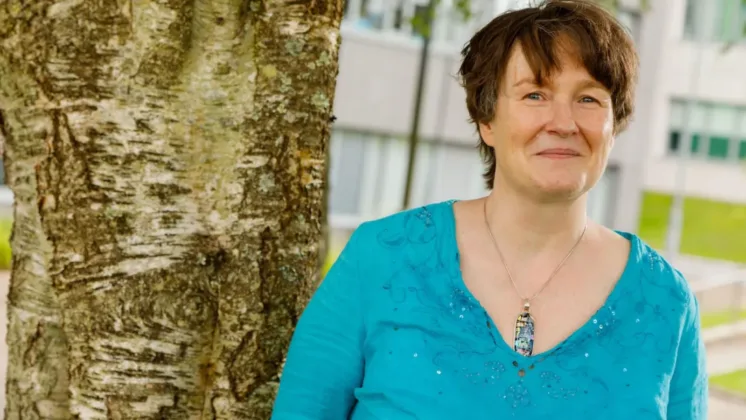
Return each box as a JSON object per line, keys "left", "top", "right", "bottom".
{"left": 410, "top": 0, "right": 472, "bottom": 38}
{"left": 710, "top": 369, "right": 746, "bottom": 397}
{"left": 638, "top": 191, "right": 746, "bottom": 263}
{"left": 322, "top": 248, "right": 338, "bottom": 278}
{"left": 701, "top": 309, "right": 746, "bottom": 329}
{"left": 0, "top": 218, "right": 11, "bottom": 270}
{"left": 409, "top": 0, "right": 646, "bottom": 37}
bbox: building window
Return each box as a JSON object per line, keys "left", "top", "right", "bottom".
{"left": 667, "top": 132, "right": 702, "bottom": 155}
{"left": 684, "top": 0, "right": 746, "bottom": 42}
{"left": 329, "top": 131, "right": 366, "bottom": 217}
{"left": 743, "top": 0, "right": 746, "bottom": 39}
{"left": 328, "top": 128, "right": 486, "bottom": 227}
{"left": 727, "top": 0, "right": 746, "bottom": 41}
{"left": 683, "top": 0, "right": 695, "bottom": 37}
{"left": 708, "top": 136, "right": 730, "bottom": 159}
{"left": 342, "top": 0, "right": 537, "bottom": 45}
{"left": 617, "top": 9, "right": 642, "bottom": 43}
{"left": 668, "top": 100, "right": 746, "bottom": 161}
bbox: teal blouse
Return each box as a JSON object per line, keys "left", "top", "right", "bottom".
{"left": 272, "top": 201, "right": 708, "bottom": 419}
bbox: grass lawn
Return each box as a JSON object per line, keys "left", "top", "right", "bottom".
{"left": 710, "top": 369, "right": 746, "bottom": 396}
{"left": 701, "top": 309, "right": 746, "bottom": 329}
{"left": 638, "top": 192, "right": 746, "bottom": 263}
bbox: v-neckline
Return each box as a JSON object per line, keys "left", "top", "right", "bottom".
{"left": 443, "top": 199, "right": 639, "bottom": 362}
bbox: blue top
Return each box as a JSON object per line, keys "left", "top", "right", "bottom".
{"left": 272, "top": 201, "right": 708, "bottom": 419}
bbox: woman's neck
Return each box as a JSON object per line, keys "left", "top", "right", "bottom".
{"left": 484, "top": 182, "right": 589, "bottom": 260}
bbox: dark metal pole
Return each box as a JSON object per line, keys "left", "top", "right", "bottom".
{"left": 402, "top": 0, "right": 436, "bottom": 210}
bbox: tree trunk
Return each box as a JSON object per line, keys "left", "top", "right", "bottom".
{"left": 0, "top": 0, "right": 343, "bottom": 418}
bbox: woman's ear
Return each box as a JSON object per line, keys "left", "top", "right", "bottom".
{"left": 478, "top": 121, "right": 496, "bottom": 148}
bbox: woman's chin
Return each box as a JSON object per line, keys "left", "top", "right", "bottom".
{"left": 529, "top": 178, "right": 588, "bottom": 201}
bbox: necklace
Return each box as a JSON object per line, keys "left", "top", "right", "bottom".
{"left": 483, "top": 199, "right": 587, "bottom": 357}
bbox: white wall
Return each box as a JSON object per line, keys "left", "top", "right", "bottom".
{"left": 333, "top": 29, "right": 476, "bottom": 144}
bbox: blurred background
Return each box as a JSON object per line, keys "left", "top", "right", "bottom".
{"left": 323, "top": 0, "right": 746, "bottom": 418}
{"left": 0, "top": 0, "right": 745, "bottom": 417}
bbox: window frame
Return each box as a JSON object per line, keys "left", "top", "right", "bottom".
{"left": 683, "top": 0, "right": 746, "bottom": 43}
{"left": 667, "top": 99, "right": 746, "bottom": 162}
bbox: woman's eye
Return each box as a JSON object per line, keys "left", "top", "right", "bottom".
{"left": 525, "top": 92, "right": 543, "bottom": 100}
{"left": 580, "top": 96, "right": 598, "bottom": 103}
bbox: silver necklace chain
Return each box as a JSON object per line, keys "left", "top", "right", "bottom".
{"left": 483, "top": 199, "right": 587, "bottom": 305}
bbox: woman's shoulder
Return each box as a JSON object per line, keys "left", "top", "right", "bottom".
{"left": 627, "top": 233, "right": 691, "bottom": 289}
{"left": 620, "top": 231, "right": 699, "bottom": 320}
{"left": 351, "top": 200, "right": 457, "bottom": 242}
{"left": 344, "top": 200, "right": 457, "bottom": 265}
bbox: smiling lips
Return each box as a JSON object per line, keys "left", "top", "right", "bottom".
{"left": 537, "top": 148, "right": 581, "bottom": 159}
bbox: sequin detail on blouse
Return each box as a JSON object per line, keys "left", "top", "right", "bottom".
{"left": 272, "top": 201, "right": 708, "bottom": 420}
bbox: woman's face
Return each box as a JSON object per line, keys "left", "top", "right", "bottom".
{"left": 479, "top": 44, "right": 615, "bottom": 202}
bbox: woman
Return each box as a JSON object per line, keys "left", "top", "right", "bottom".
{"left": 272, "top": 1, "right": 707, "bottom": 418}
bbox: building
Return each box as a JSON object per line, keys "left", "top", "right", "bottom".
{"left": 638, "top": 0, "right": 746, "bottom": 203}
{"left": 328, "top": 0, "right": 649, "bottom": 243}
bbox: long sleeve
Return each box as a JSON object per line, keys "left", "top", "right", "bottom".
{"left": 272, "top": 225, "right": 368, "bottom": 419}
{"left": 667, "top": 293, "right": 708, "bottom": 419}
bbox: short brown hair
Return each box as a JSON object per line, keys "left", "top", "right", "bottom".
{"left": 458, "top": 0, "right": 639, "bottom": 189}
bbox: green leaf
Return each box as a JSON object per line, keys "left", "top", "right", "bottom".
{"left": 405, "top": 0, "right": 674, "bottom": 38}
{"left": 409, "top": 0, "right": 471, "bottom": 38}
{"left": 409, "top": 1, "right": 437, "bottom": 38}
{"left": 410, "top": 12, "right": 431, "bottom": 38}
{"left": 454, "top": 0, "right": 472, "bottom": 22}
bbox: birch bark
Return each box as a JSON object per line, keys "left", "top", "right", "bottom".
{"left": 0, "top": 0, "right": 343, "bottom": 418}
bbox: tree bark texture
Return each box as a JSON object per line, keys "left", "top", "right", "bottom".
{"left": 0, "top": 0, "right": 343, "bottom": 418}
